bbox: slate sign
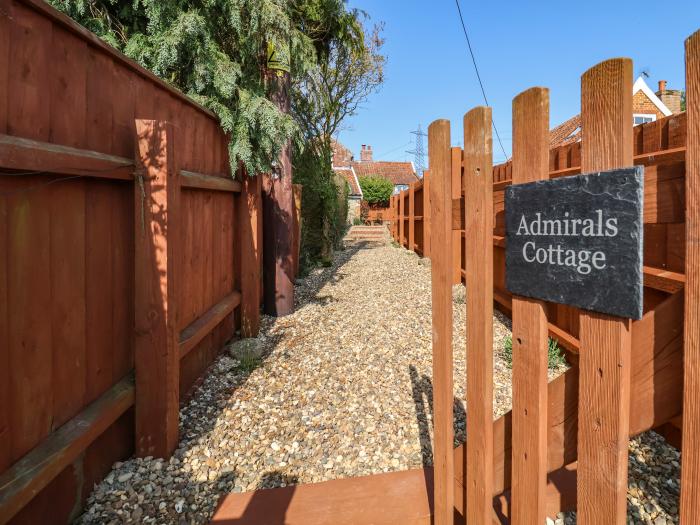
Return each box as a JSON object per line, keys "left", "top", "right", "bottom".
{"left": 505, "top": 167, "right": 644, "bottom": 320}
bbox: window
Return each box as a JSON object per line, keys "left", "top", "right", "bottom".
{"left": 633, "top": 114, "right": 656, "bottom": 126}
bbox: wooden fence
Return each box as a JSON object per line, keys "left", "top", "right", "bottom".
{"left": 391, "top": 108, "right": 685, "bottom": 358}
{"left": 391, "top": 32, "right": 698, "bottom": 523}
{"left": 0, "top": 1, "right": 299, "bottom": 522}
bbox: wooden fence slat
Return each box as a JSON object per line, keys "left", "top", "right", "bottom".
{"left": 423, "top": 170, "right": 431, "bottom": 258}
{"left": 49, "top": 27, "right": 87, "bottom": 148}
{"left": 452, "top": 148, "right": 463, "bottom": 284}
{"left": 0, "top": 168, "right": 8, "bottom": 472}
{"left": 50, "top": 180, "right": 87, "bottom": 429}
{"left": 399, "top": 189, "right": 405, "bottom": 247}
{"left": 0, "top": 0, "right": 9, "bottom": 134}
{"left": 134, "top": 119, "right": 180, "bottom": 458}
{"left": 85, "top": 48, "right": 114, "bottom": 154}
{"left": 463, "top": 106, "right": 494, "bottom": 524}
{"left": 577, "top": 58, "right": 633, "bottom": 525}
{"left": 85, "top": 183, "right": 115, "bottom": 404}
{"left": 409, "top": 183, "right": 415, "bottom": 251}
{"left": 510, "top": 87, "right": 550, "bottom": 525}
{"left": 681, "top": 28, "right": 700, "bottom": 522}
{"left": 8, "top": 179, "right": 53, "bottom": 462}
{"left": 428, "top": 119, "right": 454, "bottom": 525}
{"left": 7, "top": 3, "right": 51, "bottom": 142}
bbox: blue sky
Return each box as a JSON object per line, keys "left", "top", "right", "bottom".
{"left": 339, "top": 0, "right": 699, "bottom": 166}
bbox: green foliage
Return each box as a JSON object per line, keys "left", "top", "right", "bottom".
{"left": 291, "top": 19, "right": 384, "bottom": 266}
{"left": 293, "top": 145, "right": 347, "bottom": 269}
{"left": 51, "top": 0, "right": 384, "bottom": 267}
{"left": 502, "top": 335, "right": 566, "bottom": 370}
{"left": 49, "top": 0, "right": 362, "bottom": 176}
{"left": 681, "top": 91, "right": 687, "bottom": 112}
{"left": 353, "top": 217, "right": 362, "bottom": 225}
{"left": 358, "top": 175, "right": 393, "bottom": 205}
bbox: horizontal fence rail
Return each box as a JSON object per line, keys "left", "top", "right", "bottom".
{"left": 0, "top": 0, "right": 305, "bottom": 522}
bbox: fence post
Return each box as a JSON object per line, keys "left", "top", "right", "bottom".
{"left": 577, "top": 58, "right": 633, "bottom": 524}
{"left": 463, "top": 107, "right": 494, "bottom": 525}
{"left": 510, "top": 88, "right": 550, "bottom": 524}
{"left": 409, "top": 183, "right": 415, "bottom": 251}
{"left": 681, "top": 29, "right": 700, "bottom": 522}
{"left": 424, "top": 169, "right": 431, "bottom": 258}
{"left": 428, "top": 119, "right": 454, "bottom": 525}
{"left": 399, "top": 190, "right": 405, "bottom": 247}
{"left": 240, "top": 171, "right": 261, "bottom": 337}
{"left": 452, "top": 147, "right": 463, "bottom": 284}
{"left": 133, "top": 119, "right": 180, "bottom": 458}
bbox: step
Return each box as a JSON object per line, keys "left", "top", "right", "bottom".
{"left": 211, "top": 468, "right": 443, "bottom": 525}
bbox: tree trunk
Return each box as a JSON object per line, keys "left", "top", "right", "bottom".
{"left": 263, "top": 69, "right": 295, "bottom": 316}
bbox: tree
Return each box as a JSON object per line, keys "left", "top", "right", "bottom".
{"left": 51, "top": 0, "right": 383, "bottom": 268}
{"left": 292, "top": 21, "right": 384, "bottom": 160}
{"left": 48, "top": 0, "right": 357, "bottom": 176}
{"left": 291, "top": 19, "right": 385, "bottom": 264}
{"left": 358, "top": 175, "right": 393, "bottom": 206}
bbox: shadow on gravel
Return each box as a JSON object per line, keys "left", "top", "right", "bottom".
{"left": 409, "top": 364, "right": 467, "bottom": 468}
{"left": 213, "top": 472, "right": 299, "bottom": 525}
{"left": 78, "top": 241, "right": 376, "bottom": 524}
{"left": 294, "top": 241, "right": 368, "bottom": 308}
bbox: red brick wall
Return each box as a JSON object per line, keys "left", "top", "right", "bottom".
{"left": 633, "top": 90, "right": 666, "bottom": 119}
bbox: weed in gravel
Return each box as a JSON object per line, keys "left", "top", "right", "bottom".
{"left": 502, "top": 335, "right": 566, "bottom": 370}
{"left": 236, "top": 352, "right": 262, "bottom": 373}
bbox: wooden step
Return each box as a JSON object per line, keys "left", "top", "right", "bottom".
{"left": 211, "top": 468, "right": 445, "bottom": 525}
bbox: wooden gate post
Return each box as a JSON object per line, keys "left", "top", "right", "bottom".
{"left": 423, "top": 169, "right": 431, "bottom": 258}
{"left": 409, "top": 183, "right": 415, "bottom": 251}
{"left": 134, "top": 119, "right": 180, "bottom": 458}
{"left": 240, "top": 171, "right": 261, "bottom": 337}
{"left": 463, "top": 106, "right": 494, "bottom": 524}
{"left": 399, "top": 190, "right": 405, "bottom": 247}
{"left": 681, "top": 29, "right": 700, "bottom": 522}
{"left": 510, "top": 88, "right": 550, "bottom": 524}
{"left": 577, "top": 58, "right": 633, "bottom": 524}
{"left": 428, "top": 119, "right": 454, "bottom": 525}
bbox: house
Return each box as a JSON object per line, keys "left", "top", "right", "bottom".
{"left": 352, "top": 145, "right": 418, "bottom": 195}
{"left": 332, "top": 141, "right": 418, "bottom": 193}
{"left": 550, "top": 76, "right": 681, "bottom": 147}
{"left": 332, "top": 140, "right": 419, "bottom": 223}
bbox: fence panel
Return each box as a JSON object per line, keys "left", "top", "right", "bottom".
{"left": 0, "top": 0, "right": 261, "bottom": 521}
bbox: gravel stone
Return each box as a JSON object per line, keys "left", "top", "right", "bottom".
{"left": 77, "top": 240, "right": 680, "bottom": 524}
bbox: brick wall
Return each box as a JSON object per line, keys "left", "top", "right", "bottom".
{"left": 633, "top": 90, "right": 666, "bottom": 119}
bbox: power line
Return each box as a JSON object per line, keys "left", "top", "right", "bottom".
{"left": 374, "top": 141, "right": 413, "bottom": 160}
{"left": 453, "top": 0, "right": 509, "bottom": 161}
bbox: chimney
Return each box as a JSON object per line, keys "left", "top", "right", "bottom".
{"left": 360, "top": 144, "right": 373, "bottom": 162}
{"left": 655, "top": 80, "right": 683, "bottom": 114}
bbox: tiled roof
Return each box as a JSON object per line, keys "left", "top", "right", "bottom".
{"left": 550, "top": 115, "right": 581, "bottom": 147}
{"left": 331, "top": 140, "right": 354, "bottom": 166}
{"left": 351, "top": 161, "right": 418, "bottom": 186}
{"left": 333, "top": 166, "right": 362, "bottom": 196}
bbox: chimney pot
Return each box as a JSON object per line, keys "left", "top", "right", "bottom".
{"left": 658, "top": 80, "right": 667, "bottom": 92}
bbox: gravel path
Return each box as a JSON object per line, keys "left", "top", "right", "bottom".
{"left": 79, "top": 240, "right": 680, "bottom": 524}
